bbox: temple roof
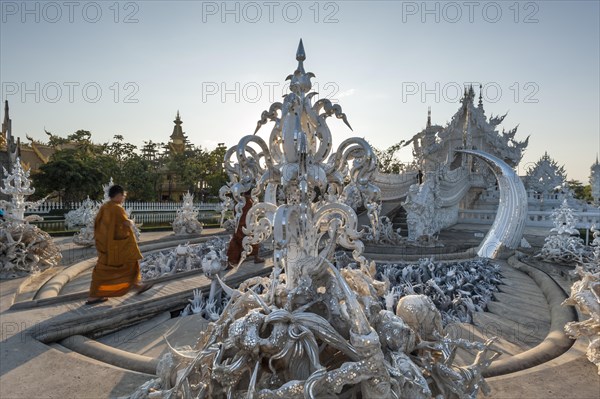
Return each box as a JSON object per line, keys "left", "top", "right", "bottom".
{"left": 170, "top": 111, "right": 187, "bottom": 142}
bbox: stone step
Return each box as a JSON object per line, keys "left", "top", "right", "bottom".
{"left": 107, "top": 313, "right": 210, "bottom": 358}
{"left": 486, "top": 301, "right": 551, "bottom": 332}
{"left": 472, "top": 311, "right": 546, "bottom": 349}
{"left": 500, "top": 273, "right": 540, "bottom": 286}
{"left": 497, "top": 284, "right": 546, "bottom": 302}
{"left": 98, "top": 311, "right": 171, "bottom": 347}
{"left": 490, "top": 292, "right": 550, "bottom": 315}
{"left": 446, "top": 321, "right": 525, "bottom": 357}
{"left": 498, "top": 269, "right": 538, "bottom": 282}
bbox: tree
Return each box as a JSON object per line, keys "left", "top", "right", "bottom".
{"left": 372, "top": 141, "right": 414, "bottom": 174}
{"left": 33, "top": 149, "right": 105, "bottom": 201}
{"left": 120, "top": 154, "right": 160, "bottom": 201}
{"left": 203, "top": 144, "right": 228, "bottom": 197}
{"left": 567, "top": 180, "right": 593, "bottom": 202}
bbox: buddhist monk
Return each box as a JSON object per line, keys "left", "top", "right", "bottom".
{"left": 227, "top": 189, "right": 264, "bottom": 267}
{"left": 86, "top": 185, "right": 152, "bottom": 305}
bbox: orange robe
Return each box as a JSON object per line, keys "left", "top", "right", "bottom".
{"left": 227, "top": 196, "right": 259, "bottom": 265}
{"left": 89, "top": 201, "right": 142, "bottom": 297}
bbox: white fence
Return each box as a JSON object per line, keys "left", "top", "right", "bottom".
{"left": 133, "top": 211, "right": 220, "bottom": 225}
{"left": 27, "top": 200, "right": 221, "bottom": 214}
{"left": 458, "top": 209, "right": 600, "bottom": 229}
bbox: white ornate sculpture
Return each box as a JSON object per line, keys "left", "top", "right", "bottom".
{"left": 378, "top": 257, "right": 503, "bottom": 324}
{"left": 403, "top": 179, "right": 438, "bottom": 242}
{"left": 591, "top": 156, "right": 600, "bottom": 205}
{"left": 0, "top": 158, "right": 62, "bottom": 278}
{"left": 562, "top": 226, "right": 600, "bottom": 374}
{"left": 537, "top": 199, "right": 585, "bottom": 263}
{"left": 65, "top": 196, "right": 99, "bottom": 229}
{"left": 139, "top": 237, "right": 228, "bottom": 280}
{"left": 172, "top": 191, "right": 203, "bottom": 235}
{"left": 69, "top": 196, "right": 100, "bottom": 247}
{"left": 362, "top": 216, "right": 403, "bottom": 245}
{"left": 0, "top": 157, "right": 46, "bottom": 221}
{"left": 218, "top": 184, "right": 236, "bottom": 231}
{"left": 129, "top": 40, "right": 499, "bottom": 399}
{"left": 525, "top": 151, "right": 567, "bottom": 195}
{"left": 458, "top": 150, "right": 528, "bottom": 258}
{"left": 102, "top": 177, "right": 115, "bottom": 203}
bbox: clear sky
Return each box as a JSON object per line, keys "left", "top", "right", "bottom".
{"left": 1, "top": 0, "right": 599, "bottom": 181}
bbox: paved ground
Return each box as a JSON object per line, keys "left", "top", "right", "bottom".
{"left": 1, "top": 227, "right": 599, "bottom": 398}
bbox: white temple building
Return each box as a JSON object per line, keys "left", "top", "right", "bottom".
{"left": 372, "top": 85, "right": 599, "bottom": 233}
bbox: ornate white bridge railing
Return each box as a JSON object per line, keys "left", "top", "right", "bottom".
{"left": 458, "top": 209, "right": 600, "bottom": 229}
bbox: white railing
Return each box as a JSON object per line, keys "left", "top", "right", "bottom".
{"left": 458, "top": 209, "right": 600, "bottom": 229}
{"left": 32, "top": 211, "right": 222, "bottom": 231}
{"left": 26, "top": 201, "right": 221, "bottom": 214}
{"left": 480, "top": 188, "right": 578, "bottom": 205}
{"left": 133, "top": 211, "right": 220, "bottom": 225}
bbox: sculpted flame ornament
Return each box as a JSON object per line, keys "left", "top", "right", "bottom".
{"left": 67, "top": 196, "right": 100, "bottom": 247}
{"left": 0, "top": 157, "right": 46, "bottom": 222}
{"left": 0, "top": 158, "right": 61, "bottom": 278}
{"left": 129, "top": 40, "right": 499, "bottom": 399}
{"left": 234, "top": 39, "right": 380, "bottom": 284}
{"left": 172, "top": 191, "right": 204, "bottom": 236}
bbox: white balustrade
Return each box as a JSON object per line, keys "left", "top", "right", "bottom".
{"left": 25, "top": 200, "right": 221, "bottom": 214}
{"left": 458, "top": 208, "right": 600, "bottom": 228}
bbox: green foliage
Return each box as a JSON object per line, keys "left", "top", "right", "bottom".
{"left": 567, "top": 179, "right": 593, "bottom": 202}
{"left": 32, "top": 131, "right": 228, "bottom": 202}
{"left": 372, "top": 141, "right": 415, "bottom": 174}
{"left": 33, "top": 149, "right": 105, "bottom": 201}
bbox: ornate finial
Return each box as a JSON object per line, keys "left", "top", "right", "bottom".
{"left": 478, "top": 84, "right": 484, "bottom": 109}
{"left": 427, "top": 106, "right": 431, "bottom": 128}
{"left": 296, "top": 39, "right": 305, "bottom": 61}
{"left": 468, "top": 85, "right": 475, "bottom": 101}
{"left": 287, "top": 39, "right": 314, "bottom": 96}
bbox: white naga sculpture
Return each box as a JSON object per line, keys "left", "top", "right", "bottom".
{"left": 0, "top": 158, "right": 62, "bottom": 278}
{"left": 129, "top": 40, "right": 499, "bottom": 399}
{"left": 172, "top": 191, "right": 204, "bottom": 235}
{"left": 537, "top": 199, "right": 585, "bottom": 263}
{"left": 70, "top": 196, "right": 100, "bottom": 247}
